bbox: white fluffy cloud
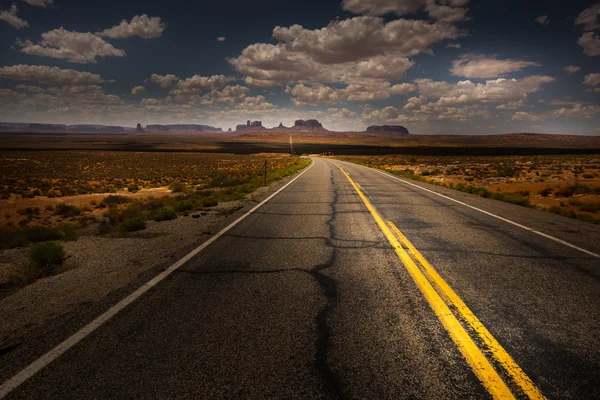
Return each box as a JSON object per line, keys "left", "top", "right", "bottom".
{"left": 0, "top": 65, "right": 108, "bottom": 85}
{"left": 150, "top": 73, "right": 179, "bottom": 88}
{"left": 15, "top": 84, "right": 46, "bottom": 93}
{"left": 230, "top": 16, "right": 460, "bottom": 88}
{"left": 17, "top": 28, "right": 126, "bottom": 63}
{"left": 550, "top": 104, "right": 600, "bottom": 119}
{"left": 169, "top": 75, "right": 236, "bottom": 97}
{"left": 563, "top": 65, "right": 581, "bottom": 74}
{"left": 415, "top": 75, "right": 554, "bottom": 105}
{"left": 287, "top": 82, "right": 415, "bottom": 105}
{"left": 584, "top": 73, "right": 600, "bottom": 86}
{"left": 578, "top": 32, "right": 600, "bottom": 56}
{"left": 446, "top": 43, "right": 461, "bottom": 48}
{"left": 511, "top": 111, "right": 542, "bottom": 121}
{"left": 97, "top": 15, "right": 166, "bottom": 39}
{"left": 342, "top": 0, "right": 470, "bottom": 23}
{"left": 575, "top": 4, "right": 600, "bottom": 31}
{"left": 535, "top": 16, "right": 549, "bottom": 26}
{"left": 21, "top": 0, "right": 54, "bottom": 7}
{"left": 131, "top": 86, "right": 145, "bottom": 96}
{"left": 450, "top": 54, "right": 540, "bottom": 78}
{"left": 0, "top": 4, "right": 29, "bottom": 29}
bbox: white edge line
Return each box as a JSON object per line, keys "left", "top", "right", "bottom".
{"left": 335, "top": 159, "right": 599, "bottom": 259}
{"left": 0, "top": 159, "right": 315, "bottom": 399}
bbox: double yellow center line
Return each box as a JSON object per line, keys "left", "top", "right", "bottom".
{"left": 335, "top": 164, "right": 545, "bottom": 400}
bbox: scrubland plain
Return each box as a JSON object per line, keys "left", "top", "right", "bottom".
{"left": 335, "top": 155, "right": 600, "bottom": 224}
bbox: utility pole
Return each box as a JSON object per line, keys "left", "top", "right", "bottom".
{"left": 289, "top": 135, "right": 294, "bottom": 155}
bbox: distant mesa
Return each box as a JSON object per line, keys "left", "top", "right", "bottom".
{"left": 236, "top": 120, "right": 265, "bottom": 131}
{"left": 366, "top": 125, "right": 409, "bottom": 134}
{"left": 145, "top": 124, "right": 222, "bottom": 133}
{"left": 136, "top": 123, "right": 145, "bottom": 133}
{"left": 294, "top": 119, "right": 322, "bottom": 128}
{"left": 227, "top": 127, "right": 232, "bottom": 132}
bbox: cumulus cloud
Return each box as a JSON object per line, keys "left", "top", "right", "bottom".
{"left": 21, "top": 0, "right": 54, "bottom": 7}
{"left": 230, "top": 16, "right": 459, "bottom": 88}
{"left": 450, "top": 54, "right": 541, "bottom": 78}
{"left": 535, "top": 16, "right": 549, "bottom": 26}
{"left": 342, "top": 0, "right": 470, "bottom": 23}
{"left": 0, "top": 65, "right": 107, "bottom": 85}
{"left": 563, "top": 65, "right": 581, "bottom": 74}
{"left": 446, "top": 43, "right": 461, "bottom": 48}
{"left": 583, "top": 72, "right": 600, "bottom": 86}
{"left": 578, "top": 32, "right": 600, "bottom": 56}
{"left": 15, "top": 84, "right": 46, "bottom": 93}
{"left": 169, "top": 74, "right": 236, "bottom": 97}
{"left": 411, "top": 75, "right": 554, "bottom": 109}
{"left": 575, "top": 3, "right": 600, "bottom": 31}
{"left": 131, "top": 86, "right": 145, "bottom": 96}
{"left": 97, "top": 15, "right": 166, "bottom": 39}
{"left": 550, "top": 104, "right": 600, "bottom": 119}
{"left": 150, "top": 73, "right": 179, "bottom": 88}
{"left": 17, "top": 27, "right": 126, "bottom": 63}
{"left": 217, "top": 36, "right": 226, "bottom": 42}
{"left": 287, "top": 82, "right": 415, "bottom": 105}
{"left": 512, "top": 111, "right": 542, "bottom": 121}
{"left": 0, "top": 4, "right": 29, "bottom": 29}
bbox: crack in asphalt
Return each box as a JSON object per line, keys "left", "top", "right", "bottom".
{"left": 308, "top": 168, "right": 345, "bottom": 400}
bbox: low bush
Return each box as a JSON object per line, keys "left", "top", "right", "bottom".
{"left": 169, "top": 182, "right": 187, "bottom": 193}
{"left": 0, "top": 224, "right": 76, "bottom": 250}
{"left": 101, "top": 195, "right": 131, "bottom": 205}
{"left": 579, "top": 203, "right": 600, "bottom": 213}
{"left": 54, "top": 203, "right": 81, "bottom": 217}
{"left": 29, "top": 242, "right": 65, "bottom": 275}
{"left": 149, "top": 207, "right": 177, "bottom": 221}
{"left": 555, "top": 185, "right": 593, "bottom": 197}
{"left": 539, "top": 187, "right": 553, "bottom": 197}
{"left": 118, "top": 217, "right": 146, "bottom": 233}
{"left": 127, "top": 184, "right": 140, "bottom": 193}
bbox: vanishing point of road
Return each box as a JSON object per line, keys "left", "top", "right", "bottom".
{"left": 1, "top": 157, "right": 599, "bottom": 399}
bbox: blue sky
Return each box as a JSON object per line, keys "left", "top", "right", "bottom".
{"left": 0, "top": 0, "right": 599, "bottom": 134}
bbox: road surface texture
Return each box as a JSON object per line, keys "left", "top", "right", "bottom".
{"left": 2, "top": 157, "right": 599, "bottom": 399}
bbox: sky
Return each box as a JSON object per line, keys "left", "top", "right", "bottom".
{"left": 0, "top": 0, "right": 599, "bottom": 134}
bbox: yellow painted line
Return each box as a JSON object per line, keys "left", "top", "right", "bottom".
{"left": 335, "top": 164, "right": 515, "bottom": 400}
{"left": 386, "top": 221, "right": 546, "bottom": 400}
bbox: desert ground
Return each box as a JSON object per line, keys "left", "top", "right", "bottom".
{"left": 334, "top": 154, "right": 600, "bottom": 223}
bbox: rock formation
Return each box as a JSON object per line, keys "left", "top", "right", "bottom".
{"left": 366, "top": 125, "right": 409, "bottom": 134}
{"left": 145, "top": 124, "right": 222, "bottom": 132}
{"left": 236, "top": 120, "right": 265, "bottom": 131}
{"left": 136, "top": 123, "right": 145, "bottom": 132}
{"left": 294, "top": 119, "right": 322, "bottom": 128}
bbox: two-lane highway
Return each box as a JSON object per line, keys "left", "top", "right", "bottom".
{"left": 2, "top": 157, "right": 599, "bottom": 399}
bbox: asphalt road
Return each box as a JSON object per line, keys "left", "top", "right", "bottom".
{"left": 2, "top": 157, "right": 600, "bottom": 399}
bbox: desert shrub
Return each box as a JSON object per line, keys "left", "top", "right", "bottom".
{"left": 0, "top": 224, "right": 76, "bottom": 250}
{"left": 29, "top": 242, "right": 64, "bottom": 274}
{"left": 54, "top": 203, "right": 81, "bottom": 217}
{"left": 169, "top": 182, "right": 187, "bottom": 193}
{"left": 493, "top": 192, "right": 531, "bottom": 207}
{"left": 539, "top": 187, "right": 553, "bottom": 197}
{"left": 517, "top": 190, "right": 530, "bottom": 197}
{"left": 45, "top": 204, "right": 54, "bottom": 211}
{"left": 150, "top": 207, "right": 177, "bottom": 221}
{"left": 118, "top": 217, "right": 146, "bottom": 233}
{"left": 555, "top": 185, "right": 593, "bottom": 197}
{"left": 101, "top": 195, "right": 131, "bottom": 205}
{"left": 202, "top": 197, "right": 218, "bottom": 207}
{"left": 119, "top": 202, "right": 145, "bottom": 220}
{"left": 127, "top": 184, "right": 140, "bottom": 193}
{"left": 579, "top": 203, "right": 600, "bottom": 213}
{"left": 582, "top": 174, "right": 594, "bottom": 179}
{"left": 175, "top": 200, "right": 195, "bottom": 212}
{"left": 17, "top": 207, "right": 40, "bottom": 216}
